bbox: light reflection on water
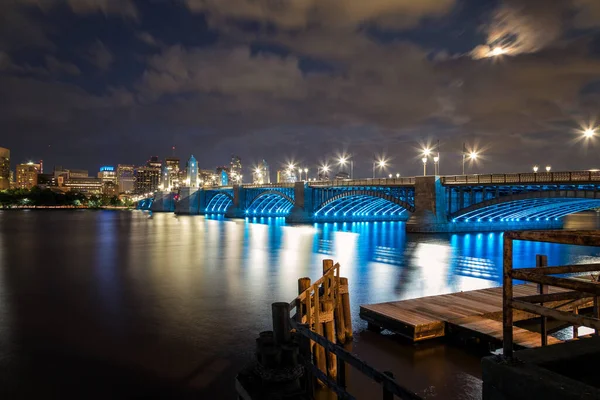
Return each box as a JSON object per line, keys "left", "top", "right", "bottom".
{"left": 1, "top": 210, "right": 600, "bottom": 399}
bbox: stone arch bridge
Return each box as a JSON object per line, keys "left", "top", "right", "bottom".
{"left": 141, "top": 171, "right": 600, "bottom": 232}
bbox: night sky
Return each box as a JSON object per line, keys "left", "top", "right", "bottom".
{"left": 1, "top": 0, "right": 599, "bottom": 177}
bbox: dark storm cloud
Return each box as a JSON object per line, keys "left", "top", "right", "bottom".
{"left": 86, "top": 40, "right": 114, "bottom": 70}
{"left": 185, "top": 0, "right": 456, "bottom": 29}
{"left": 1, "top": 0, "right": 600, "bottom": 173}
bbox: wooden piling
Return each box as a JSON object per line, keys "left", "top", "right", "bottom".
{"left": 536, "top": 254, "right": 548, "bottom": 346}
{"left": 340, "top": 277, "right": 353, "bottom": 341}
{"left": 297, "top": 277, "right": 311, "bottom": 324}
{"left": 323, "top": 300, "right": 337, "bottom": 379}
{"left": 313, "top": 285, "right": 326, "bottom": 384}
{"left": 272, "top": 302, "right": 291, "bottom": 345}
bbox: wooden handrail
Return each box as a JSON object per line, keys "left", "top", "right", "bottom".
{"left": 503, "top": 230, "right": 600, "bottom": 358}
{"left": 292, "top": 322, "right": 422, "bottom": 400}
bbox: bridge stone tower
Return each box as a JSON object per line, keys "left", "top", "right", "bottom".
{"left": 406, "top": 176, "right": 449, "bottom": 232}
{"left": 288, "top": 182, "right": 313, "bottom": 223}
{"left": 225, "top": 185, "right": 247, "bottom": 218}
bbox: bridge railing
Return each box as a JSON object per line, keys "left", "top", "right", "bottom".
{"left": 442, "top": 170, "right": 600, "bottom": 185}
{"left": 242, "top": 182, "right": 296, "bottom": 188}
{"left": 310, "top": 177, "right": 415, "bottom": 187}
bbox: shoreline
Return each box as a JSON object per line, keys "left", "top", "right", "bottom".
{"left": 0, "top": 206, "right": 134, "bottom": 210}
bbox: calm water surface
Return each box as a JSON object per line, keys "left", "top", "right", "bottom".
{"left": 1, "top": 210, "right": 599, "bottom": 399}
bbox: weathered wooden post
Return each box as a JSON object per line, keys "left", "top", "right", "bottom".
{"left": 297, "top": 323, "right": 314, "bottom": 398}
{"left": 313, "top": 285, "right": 326, "bottom": 383}
{"left": 297, "top": 277, "right": 311, "bottom": 323}
{"left": 272, "top": 302, "right": 291, "bottom": 345}
{"left": 340, "top": 277, "right": 353, "bottom": 341}
{"left": 502, "top": 234, "right": 514, "bottom": 359}
{"left": 323, "top": 300, "right": 337, "bottom": 379}
{"left": 536, "top": 254, "right": 548, "bottom": 346}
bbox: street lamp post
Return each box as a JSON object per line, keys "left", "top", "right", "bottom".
{"left": 338, "top": 156, "right": 353, "bottom": 179}
{"left": 422, "top": 157, "right": 427, "bottom": 176}
{"left": 546, "top": 165, "right": 551, "bottom": 173}
{"left": 304, "top": 168, "right": 308, "bottom": 181}
{"left": 433, "top": 155, "right": 440, "bottom": 176}
{"left": 533, "top": 165, "right": 539, "bottom": 173}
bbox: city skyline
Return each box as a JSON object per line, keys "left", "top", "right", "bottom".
{"left": 1, "top": 1, "right": 600, "bottom": 177}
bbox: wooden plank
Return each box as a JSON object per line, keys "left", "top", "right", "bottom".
{"left": 359, "top": 283, "right": 574, "bottom": 347}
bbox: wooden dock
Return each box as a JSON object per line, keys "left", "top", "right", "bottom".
{"left": 360, "top": 283, "right": 593, "bottom": 349}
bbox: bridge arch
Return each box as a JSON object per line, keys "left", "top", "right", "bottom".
{"left": 450, "top": 191, "right": 600, "bottom": 222}
{"left": 205, "top": 192, "right": 234, "bottom": 214}
{"left": 245, "top": 190, "right": 295, "bottom": 216}
{"left": 314, "top": 190, "right": 414, "bottom": 221}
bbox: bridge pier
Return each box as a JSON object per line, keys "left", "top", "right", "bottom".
{"left": 225, "top": 185, "right": 246, "bottom": 218}
{"left": 175, "top": 187, "right": 201, "bottom": 215}
{"left": 150, "top": 191, "right": 176, "bottom": 212}
{"left": 287, "top": 182, "right": 314, "bottom": 223}
{"left": 406, "top": 176, "right": 450, "bottom": 232}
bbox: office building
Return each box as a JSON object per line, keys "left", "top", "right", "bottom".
{"left": 37, "top": 173, "right": 56, "bottom": 187}
{"left": 134, "top": 166, "right": 161, "bottom": 195}
{"left": 54, "top": 167, "right": 88, "bottom": 179}
{"left": 98, "top": 166, "right": 117, "bottom": 184}
{"left": 116, "top": 164, "right": 135, "bottom": 194}
{"left": 63, "top": 177, "right": 103, "bottom": 194}
{"left": 0, "top": 147, "right": 9, "bottom": 190}
{"left": 252, "top": 159, "right": 270, "bottom": 184}
{"left": 163, "top": 157, "right": 181, "bottom": 190}
{"left": 186, "top": 155, "right": 198, "bottom": 187}
{"left": 147, "top": 156, "right": 162, "bottom": 169}
{"left": 230, "top": 155, "right": 242, "bottom": 184}
{"left": 16, "top": 162, "right": 41, "bottom": 189}
{"left": 200, "top": 169, "right": 218, "bottom": 186}
{"left": 103, "top": 182, "right": 118, "bottom": 196}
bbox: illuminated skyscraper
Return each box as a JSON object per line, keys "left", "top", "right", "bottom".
{"left": 186, "top": 155, "right": 198, "bottom": 187}
{"left": 230, "top": 155, "right": 242, "bottom": 184}
{"left": 116, "top": 164, "right": 135, "bottom": 194}
{"left": 252, "top": 160, "right": 270, "bottom": 184}
{"left": 134, "top": 167, "right": 160, "bottom": 195}
{"left": 16, "top": 162, "right": 41, "bottom": 189}
{"left": 164, "top": 157, "right": 181, "bottom": 189}
{"left": 0, "top": 147, "right": 9, "bottom": 190}
{"left": 98, "top": 166, "right": 117, "bottom": 184}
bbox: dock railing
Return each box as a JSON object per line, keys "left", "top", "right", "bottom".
{"left": 502, "top": 230, "right": 600, "bottom": 359}
{"left": 286, "top": 259, "right": 422, "bottom": 400}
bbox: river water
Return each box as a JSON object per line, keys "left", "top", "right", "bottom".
{"left": 0, "top": 210, "right": 599, "bottom": 399}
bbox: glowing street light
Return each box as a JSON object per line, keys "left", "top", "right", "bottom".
{"left": 422, "top": 157, "right": 427, "bottom": 176}
{"left": 433, "top": 155, "right": 440, "bottom": 175}
{"left": 396, "top": 173, "right": 400, "bottom": 178}
{"left": 319, "top": 164, "right": 330, "bottom": 181}
{"left": 462, "top": 145, "right": 479, "bottom": 175}
{"left": 337, "top": 155, "right": 354, "bottom": 179}
{"left": 372, "top": 158, "right": 387, "bottom": 179}
{"left": 388, "top": 174, "right": 392, "bottom": 178}
{"left": 304, "top": 167, "right": 308, "bottom": 181}
{"left": 546, "top": 165, "right": 551, "bottom": 173}
{"left": 422, "top": 148, "right": 431, "bottom": 157}
{"left": 533, "top": 165, "right": 539, "bottom": 173}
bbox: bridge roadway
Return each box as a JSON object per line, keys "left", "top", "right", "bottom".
{"left": 142, "top": 170, "right": 600, "bottom": 233}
